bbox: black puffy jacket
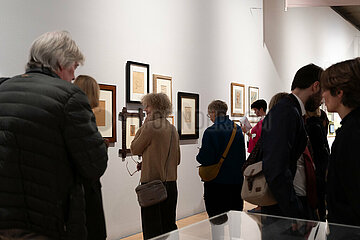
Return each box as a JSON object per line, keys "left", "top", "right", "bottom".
{"left": 0, "top": 67, "right": 108, "bottom": 239}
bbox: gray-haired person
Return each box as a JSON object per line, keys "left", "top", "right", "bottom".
{"left": 0, "top": 31, "right": 108, "bottom": 240}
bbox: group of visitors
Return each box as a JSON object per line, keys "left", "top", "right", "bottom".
{"left": 0, "top": 30, "right": 360, "bottom": 240}
{"left": 196, "top": 62, "right": 360, "bottom": 239}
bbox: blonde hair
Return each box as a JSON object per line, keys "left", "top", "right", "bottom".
{"left": 74, "top": 75, "right": 100, "bottom": 108}
{"left": 26, "top": 31, "right": 85, "bottom": 72}
{"left": 141, "top": 93, "right": 172, "bottom": 118}
{"left": 269, "top": 92, "right": 288, "bottom": 110}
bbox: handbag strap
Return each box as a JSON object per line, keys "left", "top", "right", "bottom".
{"left": 163, "top": 127, "right": 173, "bottom": 182}
{"left": 219, "top": 122, "right": 237, "bottom": 164}
{"left": 242, "top": 135, "right": 263, "bottom": 173}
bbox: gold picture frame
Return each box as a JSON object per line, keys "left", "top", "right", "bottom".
{"left": 153, "top": 74, "right": 172, "bottom": 104}
{"left": 249, "top": 86, "right": 259, "bottom": 117}
{"left": 167, "top": 115, "right": 175, "bottom": 125}
{"left": 231, "top": 83, "right": 245, "bottom": 117}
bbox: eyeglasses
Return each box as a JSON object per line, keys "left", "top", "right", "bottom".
{"left": 126, "top": 156, "right": 140, "bottom": 176}
{"left": 207, "top": 112, "right": 213, "bottom": 118}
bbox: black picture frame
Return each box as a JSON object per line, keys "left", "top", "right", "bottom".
{"left": 126, "top": 61, "right": 150, "bottom": 104}
{"left": 118, "top": 107, "right": 145, "bottom": 159}
{"left": 177, "top": 92, "right": 199, "bottom": 140}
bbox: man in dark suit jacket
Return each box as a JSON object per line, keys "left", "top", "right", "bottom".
{"left": 261, "top": 64, "right": 323, "bottom": 221}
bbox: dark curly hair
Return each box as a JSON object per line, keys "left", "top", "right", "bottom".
{"left": 251, "top": 99, "right": 267, "bottom": 112}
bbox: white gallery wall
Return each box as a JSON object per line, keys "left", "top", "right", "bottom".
{"left": 0, "top": 0, "right": 358, "bottom": 239}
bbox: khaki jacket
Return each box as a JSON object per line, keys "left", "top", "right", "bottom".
{"left": 131, "top": 117, "right": 180, "bottom": 183}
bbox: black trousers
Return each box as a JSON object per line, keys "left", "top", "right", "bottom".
{"left": 141, "top": 181, "right": 178, "bottom": 240}
{"left": 204, "top": 182, "right": 243, "bottom": 218}
{"left": 84, "top": 180, "right": 106, "bottom": 240}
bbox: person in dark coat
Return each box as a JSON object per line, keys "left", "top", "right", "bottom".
{"left": 197, "top": 100, "right": 245, "bottom": 217}
{"left": 321, "top": 57, "right": 360, "bottom": 239}
{"left": 74, "top": 75, "right": 107, "bottom": 240}
{"left": 260, "top": 64, "right": 323, "bottom": 239}
{"left": 304, "top": 108, "right": 330, "bottom": 221}
{"left": 0, "top": 31, "right": 108, "bottom": 240}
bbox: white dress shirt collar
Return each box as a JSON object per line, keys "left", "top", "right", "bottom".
{"left": 291, "top": 93, "right": 306, "bottom": 116}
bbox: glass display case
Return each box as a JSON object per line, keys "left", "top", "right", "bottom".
{"left": 151, "top": 210, "right": 360, "bottom": 240}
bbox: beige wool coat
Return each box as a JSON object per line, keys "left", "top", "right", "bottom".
{"left": 131, "top": 116, "right": 180, "bottom": 183}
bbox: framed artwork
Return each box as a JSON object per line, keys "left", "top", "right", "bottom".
{"left": 178, "top": 92, "right": 199, "bottom": 140}
{"left": 126, "top": 61, "right": 149, "bottom": 103}
{"left": 153, "top": 74, "right": 172, "bottom": 103}
{"left": 118, "top": 107, "right": 145, "bottom": 159}
{"left": 248, "top": 86, "right": 259, "bottom": 117}
{"left": 93, "top": 84, "right": 116, "bottom": 143}
{"left": 167, "top": 115, "right": 175, "bottom": 125}
{"left": 231, "top": 83, "right": 245, "bottom": 117}
{"left": 329, "top": 122, "right": 335, "bottom": 136}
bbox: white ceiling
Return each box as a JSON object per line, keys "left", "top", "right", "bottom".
{"left": 286, "top": 0, "right": 360, "bottom": 8}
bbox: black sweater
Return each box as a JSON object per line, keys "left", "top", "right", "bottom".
{"left": 327, "top": 108, "right": 360, "bottom": 226}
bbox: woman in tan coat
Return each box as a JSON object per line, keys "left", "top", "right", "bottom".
{"left": 131, "top": 93, "right": 180, "bottom": 240}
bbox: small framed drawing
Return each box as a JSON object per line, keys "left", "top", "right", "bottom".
{"left": 328, "top": 122, "right": 335, "bottom": 137}
{"left": 118, "top": 107, "right": 145, "bottom": 159}
{"left": 126, "top": 61, "right": 149, "bottom": 104}
{"left": 167, "top": 115, "right": 175, "bottom": 125}
{"left": 248, "top": 86, "right": 259, "bottom": 117}
{"left": 153, "top": 74, "right": 172, "bottom": 103}
{"left": 231, "top": 83, "right": 245, "bottom": 117}
{"left": 93, "top": 84, "right": 116, "bottom": 143}
{"left": 178, "top": 92, "right": 199, "bottom": 140}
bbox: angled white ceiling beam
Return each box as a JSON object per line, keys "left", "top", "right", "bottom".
{"left": 286, "top": 0, "right": 360, "bottom": 8}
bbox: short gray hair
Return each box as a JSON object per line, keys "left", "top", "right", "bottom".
{"left": 208, "top": 100, "right": 227, "bottom": 116}
{"left": 26, "top": 31, "right": 85, "bottom": 72}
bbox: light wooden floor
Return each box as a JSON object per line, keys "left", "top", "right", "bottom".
{"left": 120, "top": 202, "right": 256, "bottom": 240}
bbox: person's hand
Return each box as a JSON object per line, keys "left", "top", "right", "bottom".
{"left": 241, "top": 125, "right": 247, "bottom": 133}
{"left": 137, "top": 162, "right": 142, "bottom": 171}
